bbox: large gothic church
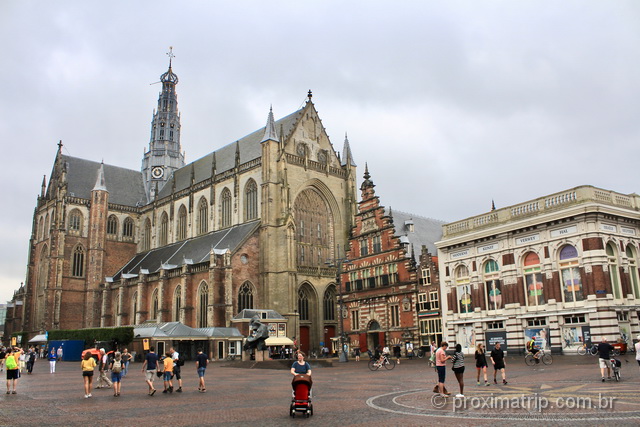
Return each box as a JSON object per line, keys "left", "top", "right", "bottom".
{"left": 9, "top": 57, "right": 359, "bottom": 354}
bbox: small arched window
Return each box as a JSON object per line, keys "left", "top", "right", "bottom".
{"left": 323, "top": 286, "right": 336, "bottom": 321}
{"left": 68, "top": 209, "right": 83, "bottom": 233}
{"left": 559, "top": 245, "right": 583, "bottom": 303}
{"left": 244, "top": 180, "right": 258, "bottom": 221}
{"left": 197, "top": 282, "right": 209, "bottom": 327}
{"left": 107, "top": 215, "right": 118, "bottom": 236}
{"left": 221, "top": 188, "right": 232, "bottom": 228}
{"left": 151, "top": 288, "right": 159, "bottom": 321}
{"left": 298, "top": 287, "right": 310, "bottom": 321}
{"left": 142, "top": 219, "right": 151, "bottom": 251}
{"left": 159, "top": 212, "right": 169, "bottom": 246}
{"left": 123, "top": 217, "right": 134, "bottom": 239}
{"left": 71, "top": 245, "right": 85, "bottom": 277}
{"left": 44, "top": 213, "right": 50, "bottom": 238}
{"left": 198, "top": 198, "right": 208, "bottom": 235}
{"left": 173, "top": 285, "right": 182, "bottom": 322}
{"left": 177, "top": 205, "right": 188, "bottom": 241}
{"left": 131, "top": 291, "right": 138, "bottom": 325}
{"left": 238, "top": 282, "right": 254, "bottom": 312}
{"left": 523, "top": 252, "right": 544, "bottom": 306}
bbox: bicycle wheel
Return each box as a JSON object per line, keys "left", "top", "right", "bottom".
{"left": 525, "top": 354, "right": 536, "bottom": 366}
{"left": 577, "top": 346, "right": 586, "bottom": 356}
{"left": 612, "top": 348, "right": 620, "bottom": 356}
{"left": 384, "top": 358, "right": 396, "bottom": 370}
{"left": 368, "top": 359, "right": 379, "bottom": 371}
{"left": 542, "top": 353, "right": 553, "bottom": 365}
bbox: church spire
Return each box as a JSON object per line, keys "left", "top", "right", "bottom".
{"left": 93, "top": 162, "right": 108, "bottom": 192}
{"left": 341, "top": 133, "right": 356, "bottom": 167}
{"left": 261, "top": 106, "right": 279, "bottom": 143}
{"left": 142, "top": 47, "right": 185, "bottom": 199}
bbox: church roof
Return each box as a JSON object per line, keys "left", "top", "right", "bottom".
{"left": 385, "top": 208, "right": 445, "bottom": 257}
{"left": 62, "top": 155, "right": 147, "bottom": 207}
{"left": 157, "top": 108, "right": 304, "bottom": 199}
{"left": 111, "top": 219, "right": 260, "bottom": 281}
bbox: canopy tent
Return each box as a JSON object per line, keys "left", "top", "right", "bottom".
{"left": 265, "top": 336, "right": 295, "bottom": 346}
{"left": 28, "top": 334, "right": 47, "bottom": 343}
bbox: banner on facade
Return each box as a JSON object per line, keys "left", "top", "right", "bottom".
{"left": 455, "top": 325, "right": 475, "bottom": 353}
{"left": 524, "top": 328, "right": 550, "bottom": 350}
{"left": 485, "top": 330, "right": 507, "bottom": 352}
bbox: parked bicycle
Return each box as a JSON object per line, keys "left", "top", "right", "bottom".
{"left": 368, "top": 354, "right": 396, "bottom": 371}
{"left": 577, "top": 343, "right": 598, "bottom": 356}
{"left": 525, "top": 349, "right": 553, "bottom": 366}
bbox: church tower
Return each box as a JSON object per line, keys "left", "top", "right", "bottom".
{"left": 142, "top": 47, "right": 185, "bottom": 199}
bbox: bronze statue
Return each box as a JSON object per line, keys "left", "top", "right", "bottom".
{"left": 243, "top": 316, "right": 269, "bottom": 351}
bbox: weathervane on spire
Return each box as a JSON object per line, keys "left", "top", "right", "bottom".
{"left": 167, "top": 46, "right": 175, "bottom": 66}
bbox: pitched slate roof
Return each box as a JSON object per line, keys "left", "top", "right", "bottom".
{"left": 62, "top": 155, "right": 147, "bottom": 207}
{"left": 196, "top": 327, "right": 244, "bottom": 338}
{"left": 111, "top": 220, "right": 260, "bottom": 281}
{"left": 232, "top": 309, "right": 287, "bottom": 320}
{"left": 157, "top": 108, "right": 304, "bottom": 199}
{"left": 385, "top": 208, "right": 446, "bottom": 258}
{"left": 133, "top": 322, "right": 207, "bottom": 339}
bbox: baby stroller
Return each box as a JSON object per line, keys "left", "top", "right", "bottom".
{"left": 610, "top": 356, "right": 622, "bottom": 381}
{"left": 290, "top": 374, "right": 313, "bottom": 418}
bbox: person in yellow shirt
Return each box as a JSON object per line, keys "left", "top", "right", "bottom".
{"left": 162, "top": 352, "right": 174, "bottom": 393}
{"left": 81, "top": 352, "right": 97, "bottom": 398}
{"left": 5, "top": 348, "right": 20, "bottom": 394}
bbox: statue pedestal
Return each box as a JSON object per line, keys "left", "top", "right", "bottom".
{"left": 254, "top": 350, "right": 266, "bottom": 362}
{"left": 242, "top": 351, "right": 250, "bottom": 362}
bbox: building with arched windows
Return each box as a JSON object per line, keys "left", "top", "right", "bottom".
{"left": 5, "top": 56, "right": 358, "bottom": 356}
{"left": 436, "top": 186, "right": 640, "bottom": 354}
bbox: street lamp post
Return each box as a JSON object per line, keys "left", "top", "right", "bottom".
{"left": 335, "top": 262, "right": 349, "bottom": 363}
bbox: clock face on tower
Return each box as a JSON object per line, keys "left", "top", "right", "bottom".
{"left": 151, "top": 166, "right": 164, "bottom": 179}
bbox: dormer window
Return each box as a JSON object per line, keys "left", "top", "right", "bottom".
{"left": 405, "top": 219, "right": 414, "bottom": 233}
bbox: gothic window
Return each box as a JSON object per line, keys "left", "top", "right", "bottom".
{"left": 559, "top": 245, "right": 583, "bottom": 303}
{"left": 626, "top": 245, "right": 640, "bottom": 298}
{"left": 68, "top": 209, "right": 83, "bottom": 234}
{"left": 107, "top": 215, "right": 118, "bottom": 236}
{"left": 123, "top": 217, "right": 134, "bottom": 239}
{"left": 142, "top": 219, "right": 151, "bottom": 251}
{"left": 173, "top": 285, "right": 181, "bottom": 322}
{"left": 44, "top": 214, "right": 50, "bottom": 238}
{"left": 483, "top": 259, "right": 502, "bottom": 311}
{"left": 221, "top": 188, "right": 232, "bottom": 228}
{"left": 131, "top": 291, "right": 138, "bottom": 324}
{"left": 323, "top": 286, "right": 336, "bottom": 321}
{"left": 177, "top": 205, "right": 188, "bottom": 240}
{"left": 244, "top": 179, "right": 258, "bottom": 221}
{"left": 71, "top": 245, "right": 85, "bottom": 277}
{"left": 455, "top": 265, "right": 471, "bottom": 313}
{"left": 197, "top": 282, "right": 209, "bottom": 327}
{"left": 198, "top": 198, "right": 208, "bottom": 235}
{"left": 38, "top": 217, "right": 43, "bottom": 240}
{"left": 151, "top": 288, "right": 159, "bottom": 321}
{"left": 607, "top": 243, "right": 622, "bottom": 300}
{"left": 298, "top": 288, "right": 310, "bottom": 321}
{"left": 523, "top": 252, "right": 545, "bottom": 307}
{"left": 238, "top": 282, "right": 254, "bottom": 312}
{"left": 159, "top": 212, "right": 169, "bottom": 246}
{"left": 293, "top": 188, "right": 332, "bottom": 267}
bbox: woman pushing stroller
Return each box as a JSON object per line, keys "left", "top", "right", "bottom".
{"left": 290, "top": 351, "right": 314, "bottom": 418}
{"left": 291, "top": 351, "right": 312, "bottom": 377}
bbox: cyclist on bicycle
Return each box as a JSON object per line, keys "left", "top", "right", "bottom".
{"left": 527, "top": 336, "right": 540, "bottom": 363}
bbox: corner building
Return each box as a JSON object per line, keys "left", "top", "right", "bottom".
{"left": 7, "top": 60, "right": 358, "bottom": 356}
{"left": 436, "top": 186, "right": 640, "bottom": 354}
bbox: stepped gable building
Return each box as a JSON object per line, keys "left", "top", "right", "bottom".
{"left": 340, "top": 166, "right": 443, "bottom": 354}
{"left": 436, "top": 186, "right": 640, "bottom": 354}
{"left": 6, "top": 56, "right": 359, "bottom": 356}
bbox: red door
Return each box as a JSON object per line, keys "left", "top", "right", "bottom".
{"left": 300, "top": 326, "right": 310, "bottom": 354}
{"left": 324, "top": 326, "right": 335, "bottom": 350}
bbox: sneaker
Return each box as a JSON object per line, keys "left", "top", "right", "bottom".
{"left": 503, "top": 380, "right": 508, "bottom": 385}
{"left": 88, "top": 394, "right": 92, "bottom": 398}
{"left": 477, "top": 381, "right": 481, "bottom": 386}
{"left": 455, "top": 394, "right": 465, "bottom": 398}
{"left": 485, "top": 382, "right": 491, "bottom": 386}
{"left": 84, "top": 394, "right": 89, "bottom": 398}
{"left": 440, "top": 393, "right": 449, "bottom": 398}
{"left": 11, "top": 391, "right": 16, "bottom": 394}
{"left": 5, "top": 391, "right": 9, "bottom": 394}
{"left": 162, "top": 389, "right": 168, "bottom": 394}
{"left": 602, "top": 377, "right": 605, "bottom": 382}
{"left": 150, "top": 389, "right": 156, "bottom": 396}
{"left": 176, "top": 387, "right": 182, "bottom": 393}
{"left": 169, "top": 386, "right": 173, "bottom": 393}
{"left": 494, "top": 379, "right": 497, "bottom": 384}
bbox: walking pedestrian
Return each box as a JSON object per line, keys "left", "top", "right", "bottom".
{"left": 0, "top": 347, "right": 5, "bottom": 372}
{"left": 597, "top": 337, "right": 614, "bottom": 382}
{"left": 121, "top": 348, "right": 131, "bottom": 377}
{"left": 5, "top": 348, "right": 19, "bottom": 394}
{"left": 26, "top": 349, "right": 36, "bottom": 374}
{"left": 475, "top": 343, "right": 490, "bottom": 386}
{"left": 141, "top": 346, "right": 158, "bottom": 396}
{"left": 195, "top": 348, "right": 208, "bottom": 392}
{"left": 354, "top": 347, "right": 360, "bottom": 362}
{"left": 451, "top": 343, "right": 465, "bottom": 397}
{"left": 109, "top": 351, "right": 123, "bottom": 397}
{"left": 162, "top": 351, "right": 174, "bottom": 393}
{"left": 635, "top": 336, "right": 640, "bottom": 371}
{"left": 57, "top": 346, "right": 63, "bottom": 362}
{"left": 170, "top": 347, "right": 183, "bottom": 392}
{"left": 96, "top": 348, "right": 113, "bottom": 389}
{"left": 81, "top": 351, "right": 96, "bottom": 398}
{"left": 48, "top": 348, "right": 57, "bottom": 373}
{"left": 18, "top": 349, "right": 26, "bottom": 373}
{"left": 435, "top": 341, "right": 452, "bottom": 398}
{"left": 490, "top": 342, "right": 508, "bottom": 384}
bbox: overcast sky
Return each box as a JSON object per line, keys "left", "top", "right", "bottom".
{"left": 1, "top": 1, "right": 639, "bottom": 303}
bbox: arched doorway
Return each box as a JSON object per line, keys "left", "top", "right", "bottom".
{"left": 367, "top": 320, "right": 385, "bottom": 352}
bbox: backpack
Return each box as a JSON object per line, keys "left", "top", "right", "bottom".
{"left": 177, "top": 354, "right": 185, "bottom": 367}
{"left": 527, "top": 340, "right": 534, "bottom": 351}
{"left": 5, "top": 355, "right": 18, "bottom": 370}
{"left": 112, "top": 359, "right": 122, "bottom": 373}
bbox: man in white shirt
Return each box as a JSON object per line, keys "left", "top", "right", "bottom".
{"left": 170, "top": 347, "right": 183, "bottom": 392}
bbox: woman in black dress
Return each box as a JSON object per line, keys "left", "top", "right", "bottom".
{"left": 475, "top": 343, "right": 490, "bottom": 386}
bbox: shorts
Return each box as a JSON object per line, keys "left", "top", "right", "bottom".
{"left": 599, "top": 358, "right": 612, "bottom": 369}
{"left": 493, "top": 362, "right": 505, "bottom": 370}
{"left": 173, "top": 366, "right": 181, "bottom": 380}
{"left": 636, "top": 359, "right": 640, "bottom": 367}
{"left": 453, "top": 366, "right": 465, "bottom": 374}
{"left": 436, "top": 366, "right": 446, "bottom": 383}
{"left": 145, "top": 370, "right": 156, "bottom": 382}
{"left": 476, "top": 363, "right": 487, "bottom": 369}
{"left": 82, "top": 371, "right": 94, "bottom": 377}
{"left": 111, "top": 372, "right": 122, "bottom": 383}
{"left": 6, "top": 370, "right": 19, "bottom": 380}
{"left": 197, "top": 367, "right": 206, "bottom": 378}
{"left": 163, "top": 371, "right": 173, "bottom": 381}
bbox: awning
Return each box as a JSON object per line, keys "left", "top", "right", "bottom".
{"left": 265, "top": 336, "right": 294, "bottom": 346}
{"left": 29, "top": 334, "right": 47, "bottom": 343}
